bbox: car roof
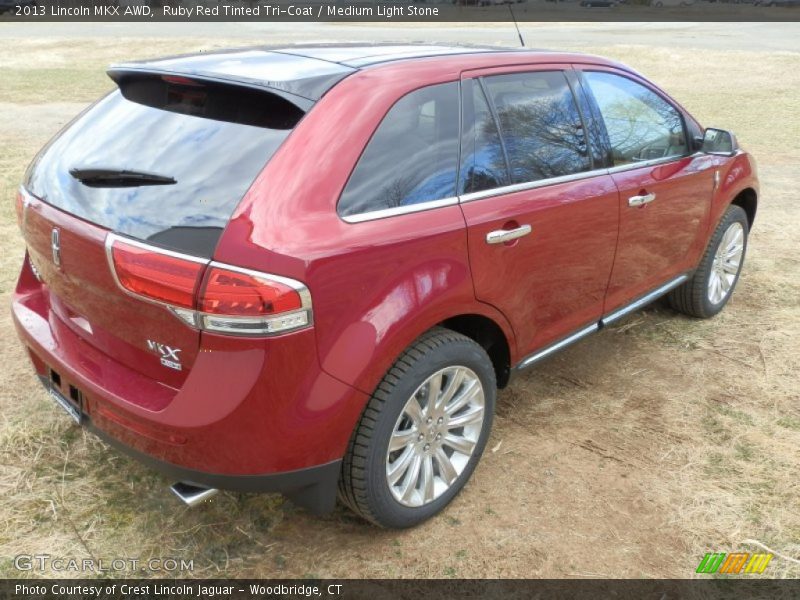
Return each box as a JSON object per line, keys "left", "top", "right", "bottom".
{"left": 109, "top": 43, "right": 613, "bottom": 106}
{"left": 269, "top": 43, "right": 519, "bottom": 67}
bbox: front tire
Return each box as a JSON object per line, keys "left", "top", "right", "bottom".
{"left": 668, "top": 204, "right": 749, "bottom": 318}
{"left": 339, "top": 327, "right": 496, "bottom": 528}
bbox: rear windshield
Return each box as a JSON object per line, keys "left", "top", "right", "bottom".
{"left": 25, "top": 77, "right": 302, "bottom": 257}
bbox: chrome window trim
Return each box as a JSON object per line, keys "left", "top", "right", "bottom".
{"left": 458, "top": 168, "right": 606, "bottom": 204}
{"left": 458, "top": 152, "right": 701, "bottom": 205}
{"left": 605, "top": 153, "right": 695, "bottom": 175}
{"left": 340, "top": 196, "right": 459, "bottom": 224}
{"left": 339, "top": 152, "right": 702, "bottom": 221}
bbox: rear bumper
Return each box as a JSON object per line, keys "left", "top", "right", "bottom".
{"left": 12, "top": 260, "right": 368, "bottom": 513}
{"left": 32, "top": 374, "right": 342, "bottom": 512}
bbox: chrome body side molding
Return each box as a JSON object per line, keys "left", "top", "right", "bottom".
{"left": 514, "top": 273, "right": 689, "bottom": 373}
{"left": 516, "top": 323, "right": 600, "bottom": 370}
{"left": 600, "top": 274, "right": 688, "bottom": 327}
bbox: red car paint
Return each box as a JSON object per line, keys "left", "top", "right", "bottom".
{"left": 12, "top": 46, "right": 758, "bottom": 512}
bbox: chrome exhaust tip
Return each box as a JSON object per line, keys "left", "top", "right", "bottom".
{"left": 170, "top": 482, "right": 218, "bottom": 507}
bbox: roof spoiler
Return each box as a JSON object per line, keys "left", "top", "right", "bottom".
{"left": 108, "top": 66, "right": 315, "bottom": 112}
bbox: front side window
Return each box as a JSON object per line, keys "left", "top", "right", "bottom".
{"left": 481, "top": 71, "right": 592, "bottom": 185}
{"left": 337, "top": 82, "right": 459, "bottom": 218}
{"left": 583, "top": 71, "right": 688, "bottom": 166}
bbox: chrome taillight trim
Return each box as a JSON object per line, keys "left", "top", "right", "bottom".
{"left": 105, "top": 232, "right": 313, "bottom": 337}
{"left": 199, "top": 309, "right": 311, "bottom": 335}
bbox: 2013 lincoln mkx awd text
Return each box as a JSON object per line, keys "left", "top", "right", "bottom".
{"left": 12, "top": 44, "right": 758, "bottom": 528}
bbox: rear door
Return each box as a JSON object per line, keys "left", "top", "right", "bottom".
{"left": 578, "top": 68, "right": 714, "bottom": 312}
{"left": 22, "top": 75, "right": 301, "bottom": 386}
{"left": 458, "top": 66, "right": 620, "bottom": 358}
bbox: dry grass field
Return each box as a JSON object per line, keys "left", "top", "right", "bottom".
{"left": 0, "top": 27, "right": 799, "bottom": 579}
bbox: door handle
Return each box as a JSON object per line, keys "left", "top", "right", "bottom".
{"left": 628, "top": 192, "right": 656, "bottom": 207}
{"left": 485, "top": 224, "right": 532, "bottom": 245}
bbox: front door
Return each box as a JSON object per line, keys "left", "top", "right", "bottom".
{"left": 458, "top": 68, "right": 619, "bottom": 359}
{"left": 579, "top": 69, "right": 714, "bottom": 312}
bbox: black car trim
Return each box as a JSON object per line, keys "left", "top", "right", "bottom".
{"left": 108, "top": 67, "right": 317, "bottom": 111}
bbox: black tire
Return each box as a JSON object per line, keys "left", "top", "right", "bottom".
{"left": 338, "top": 327, "right": 496, "bottom": 528}
{"left": 668, "top": 204, "right": 749, "bottom": 318}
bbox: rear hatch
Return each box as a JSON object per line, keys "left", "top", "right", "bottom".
{"left": 21, "top": 71, "right": 309, "bottom": 388}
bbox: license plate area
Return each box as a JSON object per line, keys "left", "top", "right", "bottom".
{"left": 46, "top": 369, "right": 83, "bottom": 424}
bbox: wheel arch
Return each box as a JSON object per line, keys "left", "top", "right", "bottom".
{"left": 730, "top": 187, "right": 758, "bottom": 229}
{"left": 340, "top": 301, "right": 518, "bottom": 399}
{"left": 439, "top": 314, "right": 513, "bottom": 388}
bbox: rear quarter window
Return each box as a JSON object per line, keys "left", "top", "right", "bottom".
{"left": 337, "top": 82, "right": 460, "bottom": 219}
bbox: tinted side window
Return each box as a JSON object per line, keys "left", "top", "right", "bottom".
{"left": 583, "top": 72, "right": 688, "bottom": 166}
{"left": 338, "top": 82, "right": 459, "bottom": 218}
{"left": 482, "top": 71, "right": 591, "bottom": 185}
{"left": 459, "top": 79, "right": 509, "bottom": 194}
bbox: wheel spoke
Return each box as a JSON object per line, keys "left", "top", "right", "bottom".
{"left": 727, "top": 227, "right": 743, "bottom": 250}
{"left": 387, "top": 446, "right": 416, "bottom": 485}
{"left": 442, "top": 434, "right": 476, "bottom": 456}
{"left": 421, "top": 456, "right": 435, "bottom": 503}
{"left": 434, "top": 447, "right": 458, "bottom": 485}
{"left": 720, "top": 273, "right": 732, "bottom": 294}
{"left": 403, "top": 396, "right": 424, "bottom": 425}
{"left": 722, "top": 260, "right": 739, "bottom": 275}
{"left": 439, "top": 368, "right": 466, "bottom": 409}
{"left": 717, "top": 276, "right": 726, "bottom": 299}
{"left": 389, "top": 428, "right": 417, "bottom": 452}
{"left": 448, "top": 404, "right": 484, "bottom": 428}
{"left": 445, "top": 378, "right": 481, "bottom": 416}
{"left": 425, "top": 372, "right": 443, "bottom": 415}
{"left": 400, "top": 453, "right": 423, "bottom": 503}
{"left": 725, "top": 245, "right": 743, "bottom": 260}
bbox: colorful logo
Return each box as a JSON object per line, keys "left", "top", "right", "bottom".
{"left": 696, "top": 552, "right": 773, "bottom": 575}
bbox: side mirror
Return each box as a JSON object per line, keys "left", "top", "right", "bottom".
{"left": 697, "top": 128, "right": 738, "bottom": 156}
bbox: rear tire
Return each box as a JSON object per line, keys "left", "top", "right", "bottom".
{"left": 668, "top": 205, "right": 749, "bottom": 318}
{"left": 338, "top": 327, "right": 496, "bottom": 528}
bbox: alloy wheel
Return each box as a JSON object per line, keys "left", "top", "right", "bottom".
{"left": 385, "top": 366, "right": 485, "bottom": 508}
{"left": 708, "top": 221, "right": 745, "bottom": 304}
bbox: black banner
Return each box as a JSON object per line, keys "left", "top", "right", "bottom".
{"left": 1, "top": 0, "right": 799, "bottom": 22}
{"left": 3, "top": 580, "right": 800, "bottom": 600}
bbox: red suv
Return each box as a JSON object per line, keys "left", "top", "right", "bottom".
{"left": 13, "top": 44, "right": 758, "bottom": 528}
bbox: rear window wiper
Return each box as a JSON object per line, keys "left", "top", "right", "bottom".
{"left": 69, "top": 167, "right": 177, "bottom": 188}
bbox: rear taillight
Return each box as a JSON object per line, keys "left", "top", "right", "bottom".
{"left": 199, "top": 266, "right": 302, "bottom": 316}
{"left": 110, "top": 239, "right": 205, "bottom": 309}
{"left": 195, "top": 265, "right": 311, "bottom": 334}
{"left": 107, "top": 234, "right": 312, "bottom": 336}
